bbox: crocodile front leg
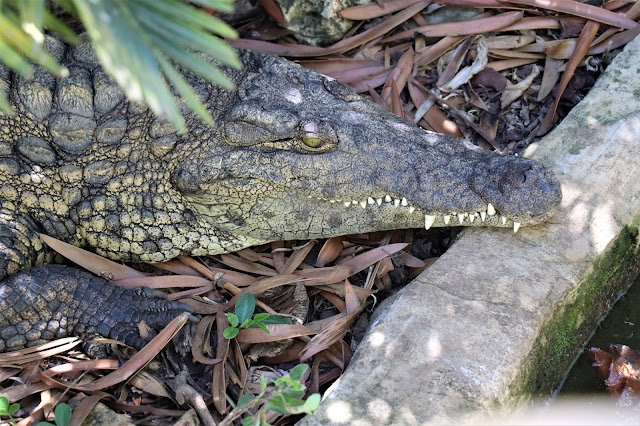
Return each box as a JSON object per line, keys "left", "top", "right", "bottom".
{"left": 0, "top": 265, "right": 193, "bottom": 355}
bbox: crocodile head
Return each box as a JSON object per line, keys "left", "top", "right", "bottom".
{"left": 173, "top": 50, "right": 561, "bottom": 248}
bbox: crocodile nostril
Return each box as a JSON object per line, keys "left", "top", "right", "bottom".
{"left": 507, "top": 164, "right": 537, "bottom": 187}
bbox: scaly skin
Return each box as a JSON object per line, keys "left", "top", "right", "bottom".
{"left": 0, "top": 36, "right": 561, "bottom": 353}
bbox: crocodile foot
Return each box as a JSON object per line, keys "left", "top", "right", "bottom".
{"left": 0, "top": 265, "right": 194, "bottom": 356}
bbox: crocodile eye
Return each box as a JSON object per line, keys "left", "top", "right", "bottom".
{"left": 302, "top": 135, "right": 322, "bottom": 148}
{"left": 297, "top": 119, "right": 337, "bottom": 152}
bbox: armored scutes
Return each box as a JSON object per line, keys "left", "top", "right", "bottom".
{"left": 0, "top": 36, "right": 561, "bottom": 353}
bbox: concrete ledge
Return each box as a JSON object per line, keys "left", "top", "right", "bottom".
{"left": 301, "top": 35, "right": 640, "bottom": 424}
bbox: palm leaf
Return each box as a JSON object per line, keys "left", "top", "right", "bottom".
{"left": 0, "top": 0, "right": 238, "bottom": 133}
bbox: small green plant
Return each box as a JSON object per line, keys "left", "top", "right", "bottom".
{"left": 224, "top": 293, "right": 291, "bottom": 339}
{"left": 35, "top": 402, "right": 72, "bottom": 426}
{"left": 0, "top": 396, "right": 20, "bottom": 426}
{"left": 222, "top": 364, "right": 321, "bottom": 426}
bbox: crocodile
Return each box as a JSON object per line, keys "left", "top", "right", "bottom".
{"left": 0, "top": 36, "right": 562, "bottom": 354}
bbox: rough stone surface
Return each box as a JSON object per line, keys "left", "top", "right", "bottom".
{"left": 276, "top": 0, "right": 368, "bottom": 46}
{"left": 300, "top": 33, "right": 640, "bottom": 426}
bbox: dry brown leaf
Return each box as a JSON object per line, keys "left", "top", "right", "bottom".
{"left": 229, "top": 0, "right": 431, "bottom": 57}
{"left": 376, "top": 256, "right": 395, "bottom": 278}
{"left": 436, "top": 36, "right": 473, "bottom": 88}
{"left": 539, "top": 20, "right": 600, "bottom": 135}
{"left": 153, "top": 260, "right": 203, "bottom": 276}
{"left": 299, "top": 314, "right": 354, "bottom": 361}
{"left": 219, "top": 253, "right": 279, "bottom": 276}
{"left": 500, "top": 64, "right": 539, "bottom": 108}
{"left": 208, "top": 267, "right": 256, "bottom": 287}
{"left": 315, "top": 237, "right": 344, "bottom": 267}
{"left": 315, "top": 283, "right": 373, "bottom": 303}
{"left": 68, "top": 394, "right": 104, "bottom": 426}
{"left": 351, "top": 69, "right": 393, "bottom": 93}
{"left": 236, "top": 248, "right": 274, "bottom": 265}
{"left": 212, "top": 311, "right": 230, "bottom": 415}
{"left": 298, "top": 58, "right": 381, "bottom": 74}
{"left": 166, "top": 286, "right": 216, "bottom": 300}
{"left": 390, "top": 80, "right": 404, "bottom": 116}
{"left": 329, "top": 65, "right": 390, "bottom": 84}
{"left": 230, "top": 338, "right": 248, "bottom": 391}
{"left": 38, "top": 359, "right": 119, "bottom": 390}
{"left": 192, "top": 315, "right": 223, "bottom": 365}
{"left": 130, "top": 370, "right": 172, "bottom": 399}
{"left": 500, "top": 0, "right": 637, "bottom": 29}
{"left": 484, "top": 34, "right": 535, "bottom": 49}
{"left": 384, "top": 11, "right": 524, "bottom": 42}
{"left": 382, "top": 47, "right": 414, "bottom": 102}
{"left": 1, "top": 381, "right": 52, "bottom": 402}
{"left": 104, "top": 401, "right": 185, "bottom": 417}
{"left": 299, "top": 282, "right": 360, "bottom": 361}
{"left": 257, "top": 0, "right": 285, "bottom": 25}
{"left": 397, "top": 251, "right": 428, "bottom": 268}
{"left": 280, "top": 240, "right": 317, "bottom": 274}
{"left": 338, "top": 242, "right": 408, "bottom": 274}
{"left": 112, "top": 275, "right": 213, "bottom": 289}
{"left": 408, "top": 80, "right": 463, "bottom": 136}
{"left": 40, "top": 234, "right": 144, "bottom": 280}
{"left": 235, "top": 267, "right": 351, "bottom": 299}
{"left": 321, "top": 290, "right": 347, "bottom": 312}
{"left": 499, "top": 16, "right": 569, "bottom": 31}
{"left": 589, "top": 24, "right": 640, "bottom": 57}
{"left": 489, "top": 49, "right": 544, "bottom": 59}
{"left": 39, "top": 313, "right": 189, "bottom": 392}
{"left": 592, "top": 0, "right": 640, "bottom": 45}
{"left": 344, "top": 280, "right": 361, "bottom": 314}
{"left": 515, "top": 39, "right": 566, "bottom": 53}
{"left": 544, "top": 39, "right": 580, "bottom": 59}
{"left": 0, "top": 337, "right": 81, "bottom": 366}
{"left": 415, "top": 34, "right": 466, "bottom": 67}
{"left": 486, "top": 58, "right": 537, "bottom": 71}
{"left": 441, "top": 37, "right": 489, "bottom": 90}
{"left": 262, "top": 341, "right": 306, "bottom": 364}
{"left": 435, "top": 0, "right": 504, "bottom": 7}
{"left": 339, "top": 0, "right": 423, "bottom": 20}
{"left": 538, "top": 56, "right": 563, "bottom": 101}
{"left": 236, "top": 324, "right": 317, "bottom": 344}
{"left": 179, "top": 297, "right": 223, "bottom": 315}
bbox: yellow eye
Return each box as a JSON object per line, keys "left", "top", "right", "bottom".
{"left": 302, "top": 135, "right": 323, "bottom": 148}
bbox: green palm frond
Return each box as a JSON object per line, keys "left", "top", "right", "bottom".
{"left": 0, "top": 0, "right": 239, "bottom": 133}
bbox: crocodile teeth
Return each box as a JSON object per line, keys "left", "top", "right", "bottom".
{"left": 487, "top": 203, "right": 496, "bottom": 216}
{"left": 367, "top": 197, "right": 375, "bottom": 205}
{"left": 393, "top": 199, "right": 401, "bottom": 208}
{"left": 344, "top": 201, "right": 351, "bottom": 207}
{"left": 444, "top": 215, "right": 451, "bottom": 225}
{"left": 409, "top": 206, "right": 416, "bottom": 214}
{"left": 376, "top": 198, "right": 383, "bottom": 206}
{"left": 425, "top": 214, "right": 436, "bottom": 230}
{"left": 480, "top": 211, "right": 486, "bottom": 222}
{"left": 513, "top": 222, "right": 521, "bottom": 233}
{"left": 469, "top": 214, "right": 476, "bottom": 223}
{"left": 360, "top": 200, "right": 367, "bottom": 209}
{"left": 401, "top": 197, "right": 408, "bottom": 206}
{"left": 330, "top": 199, "right": 336, "bottom": 203}
{"left": 501, "top": 215, "right": 507, "bottom": 225}
{"left": 352, "top": 200, "right": 358, "bottom": 205}
{"left": 457, "top": 213, "right": 465, "bottom": 223}
{"left": 385, "top": 195, "right": 392, "bottom": 202}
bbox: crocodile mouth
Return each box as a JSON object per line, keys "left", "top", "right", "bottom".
{"left": 303, "top": 192, "right": 549, "bottom": 233}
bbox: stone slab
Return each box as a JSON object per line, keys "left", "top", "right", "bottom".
{"left": 301, "top": 34, "right": 640, "bottom": 425}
